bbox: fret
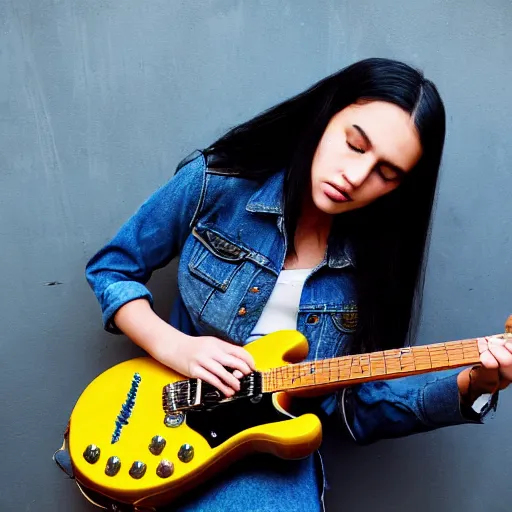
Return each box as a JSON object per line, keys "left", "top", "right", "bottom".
{"left": 412, "top": 346, "right": 432, "bottom": 370}
{"left": 369, "top": 351, "right": 386, "bottom": 376}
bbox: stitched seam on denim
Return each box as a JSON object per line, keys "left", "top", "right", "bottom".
{"left": 246, "top": 203, "right": 282, "bottom": 213}
{"left": 197, "top": 285, "right": 217, "bottom": 321}
{"left": 418, "top": 382, "right": 438, "bottom": 427}
{"left": 102, "top": 281, "right": 153, "bottom": 309}
{"left": 195, "top": 263, "right": 247, "bottom": 328}
{"left": 226, "top": 268, "right": 265, "bottom": 337}
{"left": 341, "top": 388, "right": 357, "bottom": 442}
{"left": 188, "top": 260, "right": 239, "bottom": 292}
{"left": 299, "top": 303, "right": 356, "bottom": 313}
{"left": 188, "top": 154, "right": 208, "bottom": 230}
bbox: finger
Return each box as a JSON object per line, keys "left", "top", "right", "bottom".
{"left": 216, "top": 353, "right": 252, "bottom": 376}
{"left": 202, "top": 359, "right": 241, "bottom": 391}
{"left": 232, "top": 370, "right": 244, "bottom": 379}
{"left": 477, "top": 337, "right": 489, "bottom": 354}
{"left": 506, "top": 342, "right": 512, "bottom": 352}
{"left": 488, "top": 343, "right": 512, "bottom": 368}
{"left": 480, "top": 349, "right": 499, "bottom": 369}
{"left": 487, "top": 335, "right": 507, "bottom": 347}
{"left": 229, "top": 346, "right": 256, "bottom": 371}
{"left": 192, "top": 367, "right": 236, "bottom": 397}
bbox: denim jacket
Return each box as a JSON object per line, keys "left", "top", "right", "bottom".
{"left": 85, "top": 149, "right": 494, "bottom": 441}
{"left": 85, "top": 151, "right": 494, "bottom": 511}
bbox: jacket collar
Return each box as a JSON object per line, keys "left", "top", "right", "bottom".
{"left": 245, "top": 170, "right": 285, "bottom": 215}
{"left": 245, "top": 169, "right": 355, "bottom": 269}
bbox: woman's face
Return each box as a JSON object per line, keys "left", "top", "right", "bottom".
{"left": 310, "top": 101, "right": 423, "bottom": 215}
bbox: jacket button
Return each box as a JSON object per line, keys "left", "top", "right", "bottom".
{"left": 238, "top": 307, "right": 247, "bottom": 316}
{"left": 306, "top": 314, "right": 319, "bottom": 325}
{"left": 249, "top": 287, "right": 260, "bottom": 293}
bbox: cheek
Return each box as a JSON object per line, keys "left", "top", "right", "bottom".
{"left": 313, "top": 126, "right": 347, "bottom": 169}
{"left": 359, "top": 176, "right": 399, "bottom": 202}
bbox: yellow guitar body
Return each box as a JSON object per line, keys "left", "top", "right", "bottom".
{"left": 67, "top": 331, "right": 322, "bottom": 509}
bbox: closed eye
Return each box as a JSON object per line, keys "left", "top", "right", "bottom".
{"left": 376, "top": 165, "right": 402, "bottom": 183}
{"left": 347, "top": 141, "right": 365, "bottom": 154}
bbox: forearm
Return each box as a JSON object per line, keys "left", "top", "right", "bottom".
{"left": 113, "top": 299, "right": 188, "bottom": 358}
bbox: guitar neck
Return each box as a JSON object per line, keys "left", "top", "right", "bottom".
{"left": 261, "top": 336, "right": 502, "bottom": 393}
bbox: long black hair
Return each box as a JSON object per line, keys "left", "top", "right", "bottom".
{"left": 203, "top": 57, "right": 446, "bottom": 354}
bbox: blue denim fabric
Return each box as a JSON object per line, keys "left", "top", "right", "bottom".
{"left": 86, "top": 151, "right": 493, "bottom": 511}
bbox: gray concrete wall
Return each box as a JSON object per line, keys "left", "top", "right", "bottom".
{"left": 1, "top": 1, "right": 511, "bottom": 510}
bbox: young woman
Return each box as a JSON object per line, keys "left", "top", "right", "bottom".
{"left": 86, "top": 58, "right": 512, "bottom": 511}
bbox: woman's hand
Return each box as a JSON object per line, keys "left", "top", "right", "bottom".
{"left": 475, "top": 335, "right": 512, "bottom": 388}
{"left": 113, "top": 299, "right": 256, "bottom": 398}
{"left": 154, "top": 332, "right": 256, "bottom": 398}
{"left": 458, "top": 335, "right": 512, "bottom": 404}
{"left": 471, "top": 336, "right": 512, "bottom": 393}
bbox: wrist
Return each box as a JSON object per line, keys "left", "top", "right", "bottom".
{"left": 148, "top": 323, "right": 187, "bottom": 360}
{"left": 458, "top": 366, "right": 498, "bottom": 406}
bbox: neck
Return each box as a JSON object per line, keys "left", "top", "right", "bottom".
{"left": 297, "top": 192, "right": 333, "bottom": 243}
{"left": 260, "top": 336, "right": 489, "bottom": 394}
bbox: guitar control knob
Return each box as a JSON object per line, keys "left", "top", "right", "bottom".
{"left": 83, "top": 444, "right": 100, "bottom": 464}
{"left": 156, "top": 459, "right": 174, "bottom": 478}
{"left": 129, "top": 461, "right": 147, "bottom": 479}
{"left": 105, "top": 456, "right": 121, "bottom": 476}
{"left": 178, "top": 444, "right": 194, "bottom": 463}
{"left": 149, "top": 435, "right": 166, "bottom": 455}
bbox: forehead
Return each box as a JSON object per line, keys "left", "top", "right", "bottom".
{"left": 336, "top": 101, "right": 422, "bottom": 171}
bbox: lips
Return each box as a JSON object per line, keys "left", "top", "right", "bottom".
{"left": 323, "top": 182, "right": 353, "bottom": 203}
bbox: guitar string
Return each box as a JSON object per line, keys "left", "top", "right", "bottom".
{"left": 262, "top": 337, "right": 486, "bottom": 391}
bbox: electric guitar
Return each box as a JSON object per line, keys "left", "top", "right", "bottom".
{"left": 54, "top": 317, "right": 512, "bottom": 511}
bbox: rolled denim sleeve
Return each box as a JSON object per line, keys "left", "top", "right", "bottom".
{"left": 338, "top": 368, "right": 497, "bottom": 445}
{"left": 85, "top": 152, "right": 206, "bottom": 333}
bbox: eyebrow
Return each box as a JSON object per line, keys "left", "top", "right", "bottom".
{"left": 352, "top": 124, "right": 407, "bottom": 175}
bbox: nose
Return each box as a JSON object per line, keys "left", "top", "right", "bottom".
{"left": 343, "top": 159, "right": 373, "bottom": 189}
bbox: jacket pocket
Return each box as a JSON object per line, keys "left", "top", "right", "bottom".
{"left": 188, "top": 226, "right": 248, "bottom": 291}
{"left": 331, "top": 303, "right": 358, "bottom": 334}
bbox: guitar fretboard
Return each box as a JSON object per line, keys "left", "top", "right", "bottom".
{"left": 261, "top": 338, "right": 487, "bottom": 393}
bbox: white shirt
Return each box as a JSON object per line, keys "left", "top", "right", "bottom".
{"left": 246, "top": 268, "right": 312, "bottom": 343}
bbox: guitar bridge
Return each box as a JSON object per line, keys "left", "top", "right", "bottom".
{"left": 162, "top": 372, "right": 262, "bottom": 413}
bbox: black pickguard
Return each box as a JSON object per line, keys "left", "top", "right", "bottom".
{"left": 185, "top": 393, "right": 289, "bottom": 448}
